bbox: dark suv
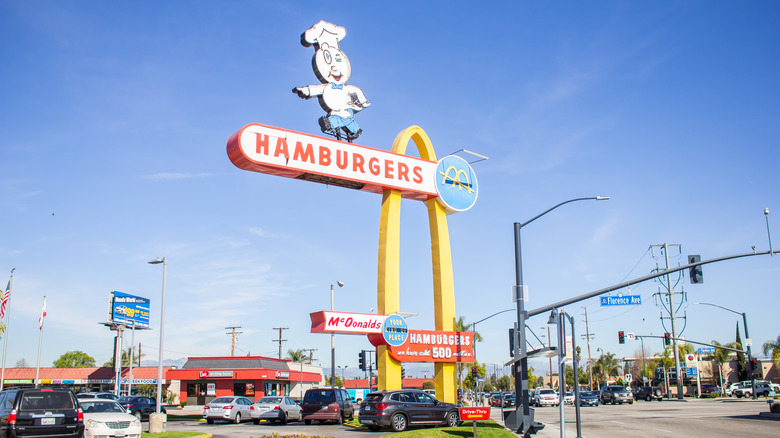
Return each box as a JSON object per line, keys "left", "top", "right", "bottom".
{"left": 301, "top": 388, "right": 354, "bottom": 424}
{"left": 599, "top": 385, "right": 634, "bottom": 405}
{"left": 358, "top": 389, "right": 460, "bottom": 432}
{"left": 0, "top": 388, "right": 84, "bottom": 438}
{"left": 117, "top": 395, "right": 166, "bottom": 420}
{"left": 634, "top": 386, "right": 664, "bottom": 401}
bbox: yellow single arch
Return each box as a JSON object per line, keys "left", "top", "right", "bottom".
{"left": 376, "top": 125, "right": 457, "bottom": 403}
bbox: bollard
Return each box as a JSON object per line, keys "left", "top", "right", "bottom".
{"left": 148, "top": 412, "right": 167, "bottom": 433}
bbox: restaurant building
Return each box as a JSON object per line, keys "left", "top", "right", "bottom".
{"left": 166, "top": 356, "right": 323, "bottom": 405}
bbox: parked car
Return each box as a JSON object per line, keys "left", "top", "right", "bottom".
{"left": 250, "top": 396, "right": 302, "bottom": 424}
{"left": 358, "top": 389, "right": 460, "bottom": 432}
{"left": 634, "top": 386, "right": 664, "bottom": 401}
{"left": 203, "top": 396, "right": 253, "bottom": 424}
{"left": 724, "top": 383, "right": 740, "bottom": 396}
{"left": 734, "top": 384, "right": 753, "bottom": 398}
{"left": 0, "top": 387, "right": 84, "bottom": 438}
{"left": 579, "top": 391, "right": 600, "bottom": 406}
{"left": 563, "top": 392, "right": 575, "bottom": 405}
{"left": 701, "top": 384, "right": 721, "bottom": 395}
{"left": 80, "top": 398, "right": 142, "bottom": 438}
{"left": 532, "top": 388, "right": 559, "bottom": 407}
{"left": 77, "top": 392, "right": 119, "bottom": 400}
{"left": 600, "top": 385, "right": 634, "bottom": 405}
{"left": 118, "top": 395, "right": 166, "bottom": 420}
{"left": 301, "top": 388, "right": 354, "bottom": 424}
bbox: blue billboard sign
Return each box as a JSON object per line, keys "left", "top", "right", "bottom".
{"left": 110, "top": 291, "right": 150, "bottom": 328}
{"left": 600, "top": 295, "right": 641, "bottom": 306}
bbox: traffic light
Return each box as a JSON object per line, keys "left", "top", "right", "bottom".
{"left": 358, "top": 350, "right": 366, "bottom": 371}
{"left": 663, "top": 333, "right": 671, "bottom": 346}
{"left": 688, "top": 255, "right": 703, "bottom": 284}
{"left": 471, "top": 366, "right": 478, "bottom": 379}
{"left": 751, "top": 358, "right": 760, "bottom": 376}
{"left": 618, "top": 331, "right": 625, "bottom": 344}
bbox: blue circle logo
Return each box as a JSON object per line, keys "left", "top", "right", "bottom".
{"left": 435, "top": 156, "right": 478, "bottom": 213}
{"left": 382, "top": 314, "right": 408, "bottom": 347}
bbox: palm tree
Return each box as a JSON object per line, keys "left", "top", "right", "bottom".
{"left": 287, "top": 349, "right": 306, "bottom": 362}
{"left": 710, "top": 340, "right": 735, "bottom": 395}
{"left": 762, "top": 335, "right": 780, "bottom": 368}
{"left": 454, "top": 316, "right": 483, "bottom": 392}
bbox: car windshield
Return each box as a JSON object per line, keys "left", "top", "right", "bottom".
{"left": 118, "top": 397, "right": 135, "bottom": 403}
{"left": 539, "top": 389, "right": 555, "bottom": 395}
{"left": 305, "top": 390, "right": 334, "bottom": 403}
{"left": 81, "top": 401, "right": 126, "bottom": 413}
{"left": 581, "top": 391, "right": 596, "bottom": 396}
{"left": 258, "top": 397, "right": 282, "bottom": 404}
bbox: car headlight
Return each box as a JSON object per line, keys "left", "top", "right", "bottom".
{"left": 86, "top": 419, "right": 105, "bottom": 428}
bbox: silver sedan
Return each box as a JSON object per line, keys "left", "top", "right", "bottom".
{"left": 250, "top": 396, "right": 302, "bottom": 424}
{"left": 203, "top": 396, "right": 253, "bottom": 424}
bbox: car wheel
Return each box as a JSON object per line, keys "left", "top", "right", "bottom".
{"left": 253, "top": 419, "right": 259, "bottom": 425}
{"left": 281, "top": 412, "right": 288, "bottom": 425}
{"left": 629, "top": 400, "right": 633, "bottom": 404}
{"left": 646, "top": 395, "right": 652, "bottom": 402}
{"left": 234, "top": 412, "right": 241, "bottom": 424}
{"left": 391, "top": 413, "right": 408, "bottom": 432}
{"left": 304, "top": 419, "right": 311, "bottom": 425}
{"left": 446, "top": 411, "right": 460, "bottom": 427}
{"left": 207, "top": 419, "right": 214, "bottom": 424}
{"left": 368, "top": 425, "right": 382, "bottom": 431}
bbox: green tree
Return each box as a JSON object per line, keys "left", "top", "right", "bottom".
{"left": 454, "top": 316, "right": 482, "bottom": 391}
{"left": 592, "top": 352, "right": 620, "bottom": 388}
{"left": 54, "top": 351, "right": 96, "bottom": 368}
{"left": 762, "top": 335, "right": 780, "bottom": 369}
{"left": 496, "top": 375, "right": 511, "bottom": 392}
{"left": 287, "top": 349, "right": 305, "bottom": 362}
{"left": 422, "top": 380, "right": 435, "bottom": 390}
{"left": 482, "top": 381, "right": 494, "bottom": 392}
{"left": 710, "top": 340, "right": 735, "bottom": 389}
{"left": 325, "top": 374, "right": 343, "bottom": 388}
{"left": 463, "top": 362, "right": 485, "bottom": 390}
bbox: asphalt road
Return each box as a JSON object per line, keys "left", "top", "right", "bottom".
{"left": 502, "top": 397, "right": 779, "bottom": 437}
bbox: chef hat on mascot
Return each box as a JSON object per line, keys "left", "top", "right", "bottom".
{"left": 301, "top": 20, "right": 346, "bottom": 50}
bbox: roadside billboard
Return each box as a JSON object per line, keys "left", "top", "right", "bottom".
{"left": 109, "top": 291, "right": 150, "bottom": 328}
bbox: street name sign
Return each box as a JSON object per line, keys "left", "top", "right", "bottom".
{"left": 600, "top": 295, "right": 641, "bottom": 306}
{"left": 698, "top": 347, "right": 715, "bottom": 354}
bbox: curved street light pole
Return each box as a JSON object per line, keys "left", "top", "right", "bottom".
{"left": 694, "top": 302, "right": 755, "bottom": 399}
{"left": 331, "top": 281, "right": 344, "bottom": 388}
{"left": 514, "top": 196, "right": 609, "bottom": 435}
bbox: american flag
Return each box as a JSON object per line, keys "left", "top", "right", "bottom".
{"left": 0, "top": 280, "right": 9, "bottom": 319}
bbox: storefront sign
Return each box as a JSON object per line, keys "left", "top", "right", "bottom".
{"left": 199, "top": 370, "right": 234, "bottom": 378}
{"left": 382, "top": 314, "right": 408, "bottom": 347}
{"left": 386, "top": 330, "right": 475, "bottom": 363}
{"left": 310, "top": 311, "right": 386, "bottom": 334}
{"left": 207, "top": 383, "right": 216, "bottom": 396}
{"left": 275, "top": 371, "right": 290, "bottom": 379}
{"left": 246, "top": 383, "right": 255, "bottom": 395}
{"left": 4, "top": 379, "right": 33, "bottom": 384}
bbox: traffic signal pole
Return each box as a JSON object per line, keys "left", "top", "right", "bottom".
{"left": 663, "top": 244, "right": 685, "bottom": 400}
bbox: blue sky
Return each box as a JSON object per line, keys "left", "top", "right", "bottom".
{"left": 1, "top": 1, "right": 778, "bottom": 379}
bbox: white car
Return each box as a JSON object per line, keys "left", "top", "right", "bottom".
{"left": 564, "top": 392, "right": 575, "bottom": 404}
{"left": 250, "top": 396, "right": 302, "bottom": 424}
{"left": 80, "top": 399, "right": 142, "bottom": 438}
{"left": 533, "top": 388, "right": 559, "bottom": 407}
{"left": 203, "top": 396, "right": 253, "bottom": 424}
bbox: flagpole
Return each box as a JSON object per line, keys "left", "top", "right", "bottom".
{"left": 35, "top": 296, "right": 45, "bottom": 388}
{"left": 0, "top": 268, "right": 14, "bottom": 391}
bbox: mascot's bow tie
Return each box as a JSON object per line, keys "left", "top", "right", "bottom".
{"left": 331, "top": 83, "right": 344, "bottom": 90}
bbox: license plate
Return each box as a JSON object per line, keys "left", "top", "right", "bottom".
{"left": 41, "top": 418, "right": 55, "bottom": 425}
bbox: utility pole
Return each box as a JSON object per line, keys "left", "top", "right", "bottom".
{"left": 655, "top": 243, "right": 685, "bottom": 400}
{"left": 272, "top": 327, "right": 289, "bottom": 359}
{"left": 547, "top": 326, "right": 553, "bottom": 388}
{"left": 582, "top": 307, "right": 594, "bottom": 390}
{"left": 225, "top": 326, "right": 242, "bottom": 357}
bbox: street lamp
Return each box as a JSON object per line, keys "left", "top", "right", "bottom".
{"left": 331, "top": 281, "right": 344, "bottom": 388}
{"left": 148, "top": 257, "right": 167, "bottom": 414}
{"left": 694, "top": 302, "right": 755, "bottom": 399}
{"left": 513, "top": 196, "right": 609, "bottom": 435}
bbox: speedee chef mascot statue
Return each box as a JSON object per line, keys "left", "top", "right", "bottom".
{"left": 293, "top": 21, "right": 370, "bottom": 142}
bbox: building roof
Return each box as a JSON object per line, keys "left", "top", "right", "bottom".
{"left": 181, "top": 356, "right": 290, "bottom": 370}
{"left": 2, "top": 367, "right": 172, "bottom": 380}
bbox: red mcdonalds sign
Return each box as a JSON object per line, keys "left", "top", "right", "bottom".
{"left": 382, "top": 329, "right": 475, "bottom": 363}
